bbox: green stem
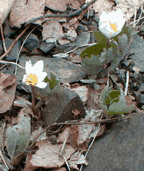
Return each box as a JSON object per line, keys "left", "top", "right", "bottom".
{"left": 31, "top": 85, "right": 36, "bottom": 113}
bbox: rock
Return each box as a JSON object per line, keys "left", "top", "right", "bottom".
{"left": 77, "top": 24, "right": 88, "bottom": 34}
{"left": 129, "top": 34, "right": 144, "bottom": 72}
{"left": 5, "top": 37, "right": 21, "bottom": 61}
{"left": 71, "top": 86, "right": 88, "bottom": 103}
{"left": 39, "top": 42, "right": 55, "bottom": 53}
{"left": 4, "top": 18, "right": 15, "bottom": 38}
{"left": 133, "top": 72, "right": 139, "bottom": 79}
{"left": 93, "top": 83, "right": 101, "bottom": 91}
{"left": 72, "top": 31, "right": 90, "bottom": 56}
{"left": 50, "top": 24, "right": 90, "bottom": 56}
{"left": 138, "top": 83, "right": 144, "bottom": 93}
{"left": 139, "top": 24, "right": 144, "bottom": 36}
{"left": 23, "top": 33, "right": 40, "bottom": 51}
{"left": 118, "top": 69, "right": 126, "bottom": 80}
{"left": 133, "top": 91, "right": 140, "bottom": 102}
{"left": 52, "top": 42, "right": 76, "bottom": 55}
{"left": 57, "top": 38, "right": 70, "bottom": 46}
{"left": 62, "top": 29, "right": 77, "bottom": 42}
{"left": 41, "top": 87, "right": 86, "bottom": 129}
{"left": 139, "top": 94, "right": 144, "bottom": 104}
{"left": 118, "top": 33, "right": 128, "bottom": 55}
{"left": 16, "top": 55, "right": 86, "bottom": 84}
{"left": 83, "top": 112, "right": 144, "bottom": 171}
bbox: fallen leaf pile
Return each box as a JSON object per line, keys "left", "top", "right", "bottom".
{"left": 0, "top": 0, "right": 143, "bottom": 170}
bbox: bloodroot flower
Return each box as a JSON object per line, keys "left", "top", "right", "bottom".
{"left": 99, "top": 9, "right": 126, "bottom": 38}
{"left": 22, "top": 60, "right": 47, "bottom": 88}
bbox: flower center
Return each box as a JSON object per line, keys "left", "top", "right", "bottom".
{"left": 110, "top": 23, "right": 118, "bottom": 32}
{"left": 25, "top": 73, "right": 38, "bottom": 86}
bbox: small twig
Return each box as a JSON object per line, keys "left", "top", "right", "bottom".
{"left": 31, "top": 85, "right": 36, "bottom": 113}
{"left": 64, "top": 42, "right": 97, "bottom": 54}
{"left": 59, "top": 133, "right": 69, "bottom": 157}
{"left": 0, "top": 64, "right": 8, "bottom": 71}
{"left": 63, "top": 155, "right": 70, "bottom": 171}
{"left": 0, "top": 26, "right": 7, "bottom": 53}
{"left": 0, "top": 25, "right": 30, "bottom": 60}
{"left": 133, "top": 4, "right": 144, "bottom": 26}
{"left": 59, "top": 134, "right": 70, "bottom": 170}
{"left": 26, "top": 0, "right": 96, "bottom": 25}
{"left": 0, "top": 59, "right": 25, "bottom": 69}
{"left": 1, "top": 123, "right": 6, "bottom": 152}
{"left": 28, "top": 111, "right": 143, "bottom": 150}
{"left": 0, "top": 150, "right": 9, "bottom": 170}
{"left": 133, "top": 7, "right": 137, "bottom": 27}
{"left": 124, "top": 71, "right": 129, "bottom": 96}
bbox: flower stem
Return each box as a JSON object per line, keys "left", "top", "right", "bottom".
{"left": 31, "top": 85, "right": 36, "bottom": 113}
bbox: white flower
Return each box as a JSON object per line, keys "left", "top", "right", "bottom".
{"left": 22, "top": 60, "right": 47, "bottom": 88}
{"left": 99, "top": 9, "right": 126, "bottom": 38}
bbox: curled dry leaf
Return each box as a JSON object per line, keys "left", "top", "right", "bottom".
{"left": 0, "top": 73, "right": 16, "bottom": 114}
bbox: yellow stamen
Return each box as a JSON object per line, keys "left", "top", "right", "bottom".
{"left": 26, "top": 74, "right": 38, "bottom": 86}
{"left": 110, "top": 23, "right": 118, "bottom": 32}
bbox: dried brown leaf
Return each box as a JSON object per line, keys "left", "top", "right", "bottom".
{"left": 0, "top": 73, "right": 16, "bottom": 113}
{"left": 9, "top": 0, "right": 45, "bottom": 27}
{"left": 25, "top": 141, "right": 75, "bottom": 169}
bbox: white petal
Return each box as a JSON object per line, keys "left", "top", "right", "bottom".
{"left": 22, "top": 74, "right": 30, "bottom": 85}
{"left": 100, "top": 11, "right": 107, "bottom": 21}
{"left": 33, "top": 60, "right": 44, "bottom": 73}
{"left": 37, "top": 72, "right": 47, "bottom": 82}
{"left": 36, "top": 82, "right": 47, "bottom": 88}
{"left": 22, "top": 74, "right": 27, "bottom": 83}
{"left": 99, "top": 24, "right": 110, "bottom": 38}
{"left": 25, "top": 60, "right": 33, "bottom": 74}
{"left": 99, "top": 9, "right": 125, "bottom": 38}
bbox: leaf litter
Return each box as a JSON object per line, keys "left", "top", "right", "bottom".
{"left": 0, "top": 0, "right": 143, "bottom": 170}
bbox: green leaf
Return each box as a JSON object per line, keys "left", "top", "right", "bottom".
{"left": 108, "top": 88, "right": 134, "bottom": 115}
{"left": 81, "top": 45, "right": 119, "bottom": 76}
{"left": 108, "top": 90, "right": 120, "bottom": 99}
{"left": 80, "top": 44, "right": 106, "bottom": 58}
{"left": 105, "top": 90, "right": 120, "bottom": 106}
{"left": 94, "top": 30, "right": 107, "bottom": 45}
{"left": 100, "top": 84, "right": 135, "bottom": 116}
{"left": 112, "top": 36, "right": 119, "bottom": 42}
{"left": 44, "top": 76, "right": 50, "bottom": 82}
{"left": 34, "top": 73, "right": 61, "bottom": 99}
{"left": 46, "top": 72, "right": 60, "bottom": 90}
{"left": 6, "top": 117, "right": 31, "bottom": 160}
